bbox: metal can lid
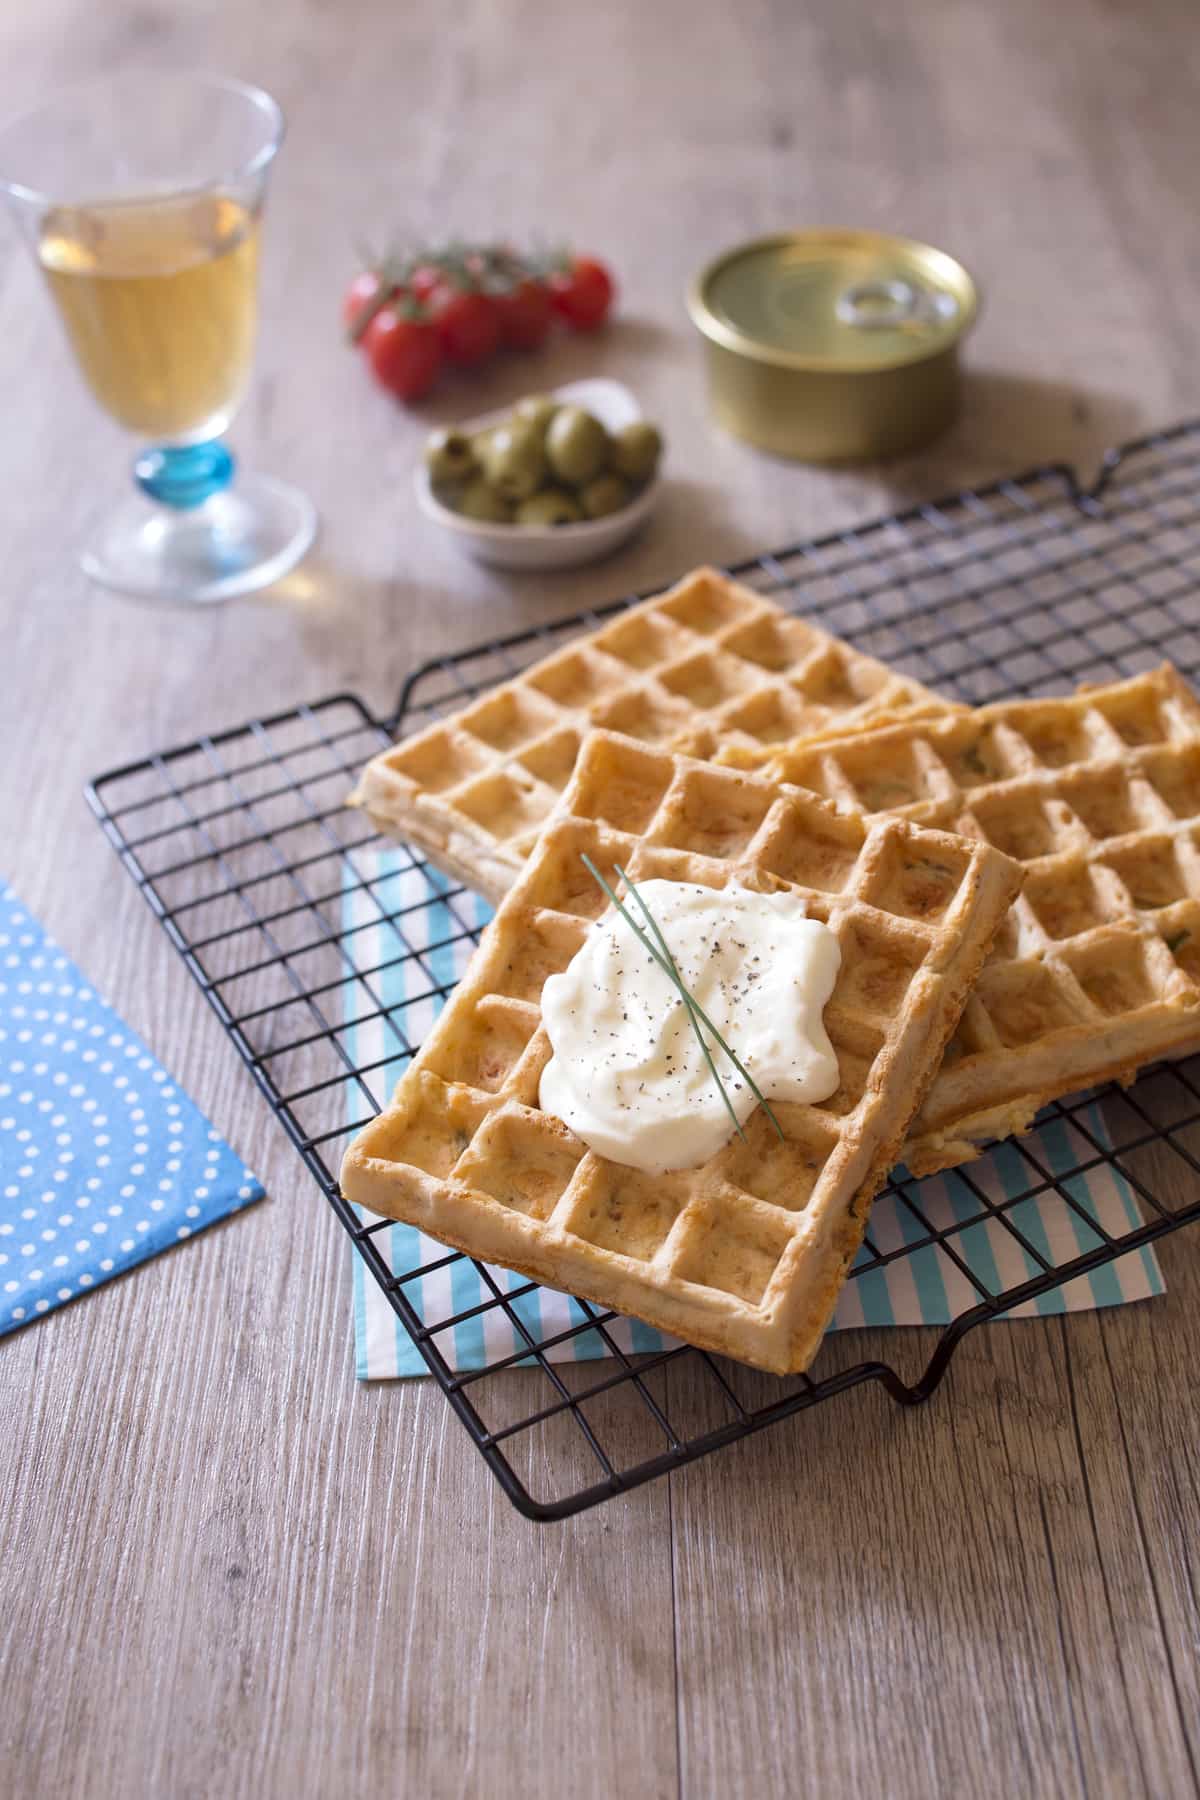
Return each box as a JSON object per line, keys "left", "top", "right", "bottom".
{"left": 688, "top": 229, "right": 978, "bottom": 373}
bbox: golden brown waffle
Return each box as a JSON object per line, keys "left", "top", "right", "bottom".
{"left": 349, "top": 567, "right": 950, "bottom": 904}
{"left": 341, "top": 730, "right": 1022, "bottom": 1374}
{"left": 715, "top": 666, "right": 1200, "bottom": 1174}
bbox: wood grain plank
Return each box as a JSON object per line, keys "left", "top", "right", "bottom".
{"left": 3, "top": 0, "right": 1200, "bottom": 1792}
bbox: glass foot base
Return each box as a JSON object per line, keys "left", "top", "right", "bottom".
{"left": 81, "top": 473, "right": 318, "bottom": 604}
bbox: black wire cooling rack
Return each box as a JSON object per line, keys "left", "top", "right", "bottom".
{"left": 87, "top": 419, "right": 1200, "bottom": 1520}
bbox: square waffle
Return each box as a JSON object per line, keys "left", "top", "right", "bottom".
{"left": 341, "top": 730, "right": 1022, "bottom": 1374}
{"left": 715, "top": 666, "right": 1200, "bottom": 1174}
{"left": 349, "top": 567, "right": 951, "bottom": 904}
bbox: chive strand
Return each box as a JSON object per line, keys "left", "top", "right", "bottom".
{"left": 580, "top": 854, "right": 747, "bottom": 1145}
{"left": 614, "top": 863, "right": 785, "bottom": 1143}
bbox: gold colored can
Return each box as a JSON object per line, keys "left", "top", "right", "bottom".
{"left": 687, "top": 229, "right": 978, "bottom": 463}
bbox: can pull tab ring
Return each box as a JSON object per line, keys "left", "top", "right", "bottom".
{"left": 836, "top": 277, "right": 958, "bottom": 331}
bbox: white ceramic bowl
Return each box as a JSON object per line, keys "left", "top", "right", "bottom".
{"left": 414, "top": 377, "right": 660, "bottom": 571}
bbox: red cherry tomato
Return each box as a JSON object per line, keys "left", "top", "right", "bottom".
{"left": 493, "top": 278, "right": 554, "bottom": 350}
{"left": 343, "top": 270, "right": 389, "bottom": 333}
{"left": 361, "top": 306, "right": 442, "bottom": 401}
{"left": 431, "top": 286, "right": 501, "bottom": 366}
{"left": 550, "top": 256, "right": 615, "bottom": 331}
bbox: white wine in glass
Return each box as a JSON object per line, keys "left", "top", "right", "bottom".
{"left": 38, "top": 194, "right": 261, "bottom": 441}
{"left": 0, "top": 75, "right": 315, "bottom": 604}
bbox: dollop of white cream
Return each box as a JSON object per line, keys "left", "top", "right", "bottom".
{"left": 539, "top": 879, "right": 841, "bottom": 1174}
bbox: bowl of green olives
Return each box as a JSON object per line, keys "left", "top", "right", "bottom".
{"left": 416, "top": 378, "right": 664, "bottom": 570}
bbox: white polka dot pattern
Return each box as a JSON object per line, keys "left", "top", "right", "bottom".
{"left": 0, "top": 881, "right": 265, "bottom": 1335}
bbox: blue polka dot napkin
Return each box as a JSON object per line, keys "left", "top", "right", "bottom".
{"left": 0, "top": 878, "right": 264, "bottom": 1335}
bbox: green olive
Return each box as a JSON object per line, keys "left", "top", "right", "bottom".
{"left": 482, "top": 421, "right": 547, "bottom": 503}
{"left": 470, "top": 427, "right": 497, "bottom": 465}
{"left": 579, "top": 473, "right": 631, "bottom": 519}
{"left": 515, "top": 488, "right": 584, "bottom": 527}
{"left": 545, "top": 406, "right": 609, "bottom": 486}
{"left": 423, "top": 428, "right": 477, "bottom": 486}
{"left": 611, "top": 421, "right": 663, "bottom": 483}
{"left": 455, "top": 477, "right": 514, "bottom": 524}
{"left": 512, "top": 394, "right": 560, "bottom": 439}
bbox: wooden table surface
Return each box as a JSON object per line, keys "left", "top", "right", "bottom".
{"left": 4, "top": 0, "right": 1200, "bottom": 1794}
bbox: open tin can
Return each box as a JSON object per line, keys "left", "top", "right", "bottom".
{"left": 687, "top": 229, "right": 978, "bottom": 463}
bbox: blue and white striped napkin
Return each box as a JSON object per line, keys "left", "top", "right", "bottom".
{"left": 344, "top": 854, "right": 1163, "bottom": 1379}
{"left": 0, "top": 878, "right": 264, "bottom": 1335}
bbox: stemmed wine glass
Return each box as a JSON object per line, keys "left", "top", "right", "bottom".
{"left": 0, "top": 73, "right": 316, "bottom": 604}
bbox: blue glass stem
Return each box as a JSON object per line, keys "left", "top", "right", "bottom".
{"left": 134, "top": 440, "right": 236, "bottom": 510}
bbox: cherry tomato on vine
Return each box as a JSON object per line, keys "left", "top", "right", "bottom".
{"left": 361, "top": 307, "right": 442, "bottom": 400}
{"left": 493, "top": 277, "right": 554, "bottom": 350}
{"left": 550, "top": 256, "right": 615, "bottom": 331}
{"left": 342, "top": 270, "right": 390, "bottom": 333}
{"left": 431, "top": 286, "right": 502, "bottom": 366}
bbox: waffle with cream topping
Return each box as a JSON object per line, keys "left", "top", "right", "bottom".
{"left": 341, "top": 730, "right": 1021, "bottom": 1373}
